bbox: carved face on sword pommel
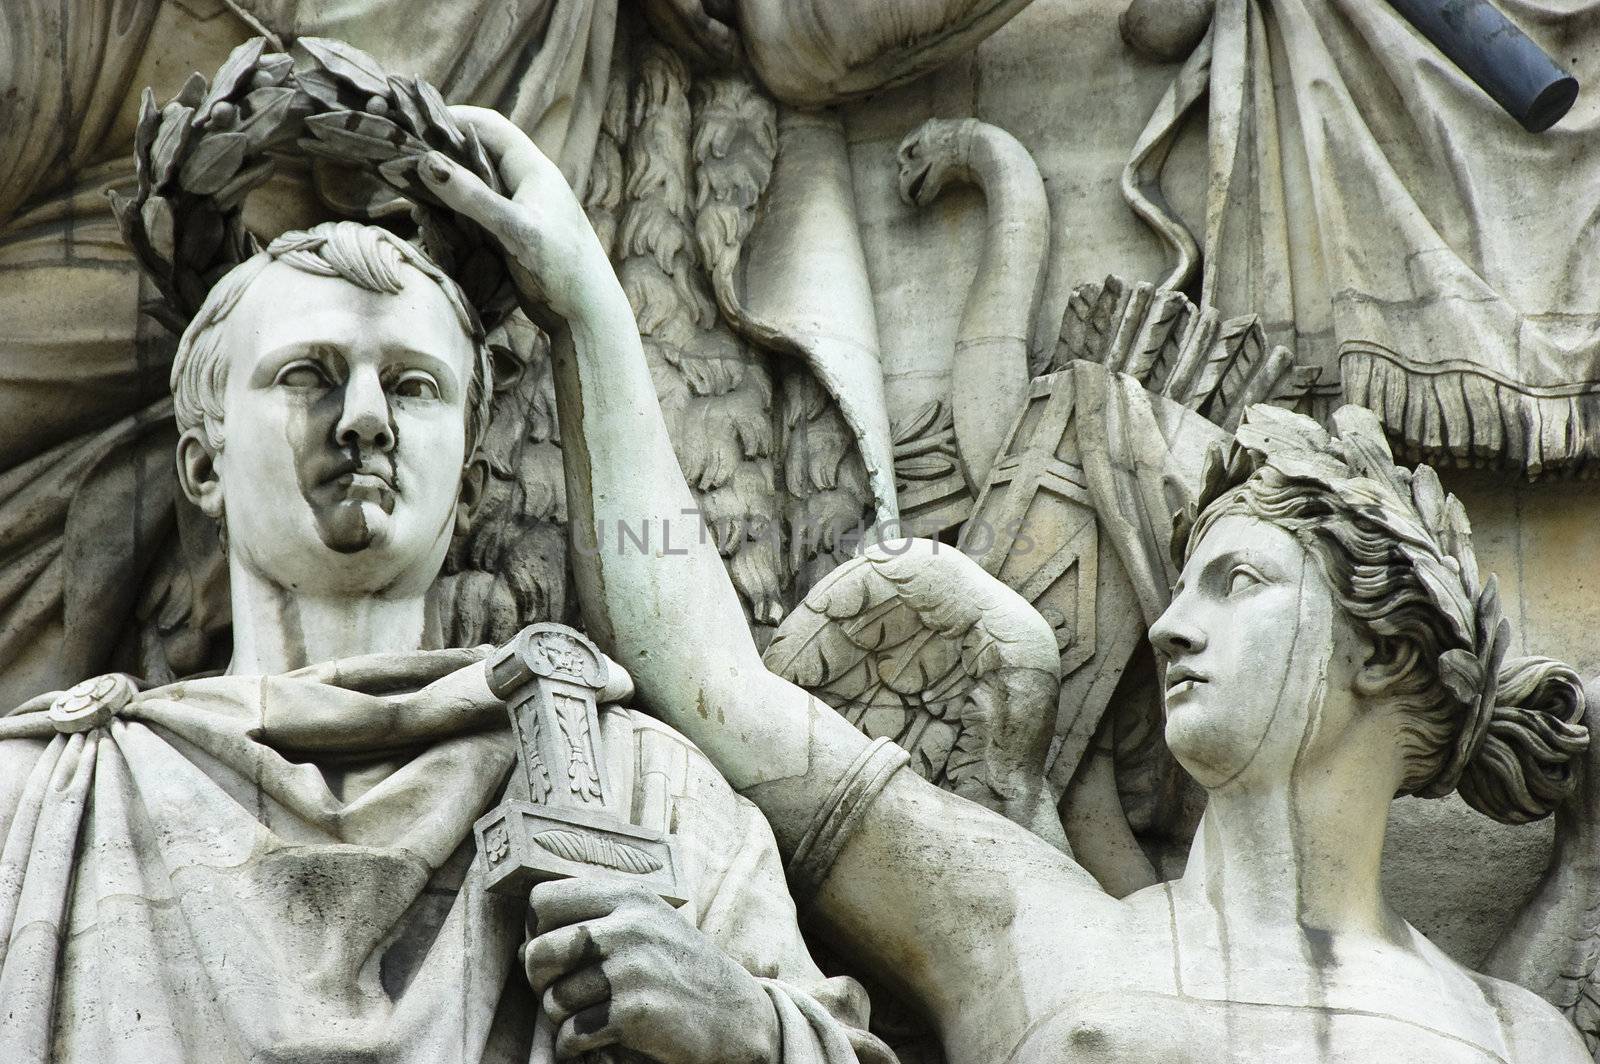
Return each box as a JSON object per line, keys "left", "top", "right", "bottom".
{"left": 173, "top": 222, "right": 491, "bottom": 599}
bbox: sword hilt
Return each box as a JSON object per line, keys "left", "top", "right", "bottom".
{"left": 475, "top": 624, "right": 685, "bottom": 906}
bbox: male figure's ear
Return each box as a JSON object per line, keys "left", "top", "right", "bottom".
{"left": 177, "top": 429, "right": 225, "bottom": 519}
{"left": 455, "top": 455, "right": 490, "bottom": 537}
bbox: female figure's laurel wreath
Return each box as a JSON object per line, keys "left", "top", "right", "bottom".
{"left": 110, "top": 36, "right": 516, "bottom": 335}
{"left": 1169, "top": 404, "right": 1575, "bottom": 809}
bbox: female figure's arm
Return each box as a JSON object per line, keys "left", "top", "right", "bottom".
{"left": 419, "top": 108, "right": 1107, "bottom": 1011}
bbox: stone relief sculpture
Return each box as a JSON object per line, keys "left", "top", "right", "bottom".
{"left": 1124, "top": 0, "right": 1600, "bottom": 473}
{"left": 882, "top": 153, "right": 1325, "bottom": 898}
{"left": 889, "top": 119, "right": 1318, "bottom": 539}
{"left": 9, "top": 0, "right": 1600, "bottom": 1060}
{"left": 558, "top": 342, "right": 1595, "bottom": 1059}
{"left": 763, "top": 539, "right": 1068, "bottom": 849}
{"left": 894, "top": 117, "right": 1050, "bottom": 491}
{"left": 383, "top": 90, "right": 1600, "bottom": 1059}
{"left": 0, "top": 0, "right": 1050, "bottom": 710}
{"left": 0, "top": 210, "right": 892, "bottom": 1063}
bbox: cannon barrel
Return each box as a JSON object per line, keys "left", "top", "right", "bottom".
{"left": 1388, "top": 0, "right": 1577, "bottom": 132}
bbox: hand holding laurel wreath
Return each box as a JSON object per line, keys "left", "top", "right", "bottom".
{"left": 413, "top": 106, "right": 625, "bottom": 331}
{"left": 113, "top": 36, "right": 526, "bottom": 335}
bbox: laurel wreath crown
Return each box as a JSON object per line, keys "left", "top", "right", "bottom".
{"left": 111, "top": 36, "right": 517, "bottom": 335}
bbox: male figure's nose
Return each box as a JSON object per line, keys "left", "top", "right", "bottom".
{"left": 334, "top": 367, "right": 395, "bottom": 452}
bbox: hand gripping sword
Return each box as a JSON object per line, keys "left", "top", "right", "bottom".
{"left": 473, "top": 624, "right": 686, "bottom": 1064}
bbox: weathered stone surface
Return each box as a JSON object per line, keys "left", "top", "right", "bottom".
{"left": 8, "top": 1, "right": 1600, "bottom": 1060}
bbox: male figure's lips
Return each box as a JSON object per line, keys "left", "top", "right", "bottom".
{"left": 340, "top": 471, "right": 396, "bottom": 490}
{"left": 317, "top": 458, "right": 397, "bottom": 492}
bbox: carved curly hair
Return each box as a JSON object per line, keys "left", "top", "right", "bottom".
{"left": 1173, "top": 404, "right": 1588, "bottom": 825}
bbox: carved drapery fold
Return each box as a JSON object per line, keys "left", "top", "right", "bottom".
{"left": 0, "top": 652, "right": 886, "bottom": 1063}
{"left": 1129, "top": 0, "right": 1600, "bottom": 476}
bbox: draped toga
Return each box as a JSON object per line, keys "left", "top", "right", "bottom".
{"left": 0, "top": 647, "right": 890, "bottom": 1062}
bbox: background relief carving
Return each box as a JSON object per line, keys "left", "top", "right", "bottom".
{"left": 5, "top": 0, "right": 1600, "bottom": 1060}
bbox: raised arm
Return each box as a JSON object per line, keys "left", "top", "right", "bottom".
{"left": 417, "top": 108, "right": 857, "bottom": 813}
{"left": 418, "top": 109, "right": 1106, "bottom": 1016}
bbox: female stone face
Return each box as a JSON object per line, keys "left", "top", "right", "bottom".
{"left": 1150, "top": 513, "right": 1361, "bottom": 791}
{"left": 209, "top": 260, "right": 477, "bottom": 598}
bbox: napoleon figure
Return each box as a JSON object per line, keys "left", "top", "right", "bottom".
{"left": 0, "top": 217, "right": 891, "bottom": 1064}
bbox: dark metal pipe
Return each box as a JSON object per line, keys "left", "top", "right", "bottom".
{"left": 1387, "top": 0, "right": 1578, "bottom": 133}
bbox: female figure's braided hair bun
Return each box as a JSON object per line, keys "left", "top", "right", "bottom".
{"left": 1462, "top": 656, "right": 1586, "bottom": 824}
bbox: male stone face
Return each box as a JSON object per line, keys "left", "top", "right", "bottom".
{"left": 205, "top": 260, "right": 478, "bottom": 597}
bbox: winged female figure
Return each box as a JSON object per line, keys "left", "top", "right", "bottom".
{"left": 422, "top": 99, "right": 1600, "bottom": 1061}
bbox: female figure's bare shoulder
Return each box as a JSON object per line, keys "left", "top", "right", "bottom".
{"left": 1472, "top": 968, "right": 1590, "bottom": 1063}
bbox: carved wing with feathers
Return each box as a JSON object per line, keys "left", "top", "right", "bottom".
{"left": 763, "top": 537, "right": 1068, "bottom": 847}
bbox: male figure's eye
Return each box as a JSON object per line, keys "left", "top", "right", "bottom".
{"left": 391, "top": 371, "right": 441, "bottom": 400}
{"left": 1226, "top": 565, "right": 1265, "bottom": 596}
{"left": 275, "top": 361, "right": 329, "bottom": 388}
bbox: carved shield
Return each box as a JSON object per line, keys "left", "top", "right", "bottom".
{"left": 960, "top": 364, "right": 1226, "bottom": 788}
